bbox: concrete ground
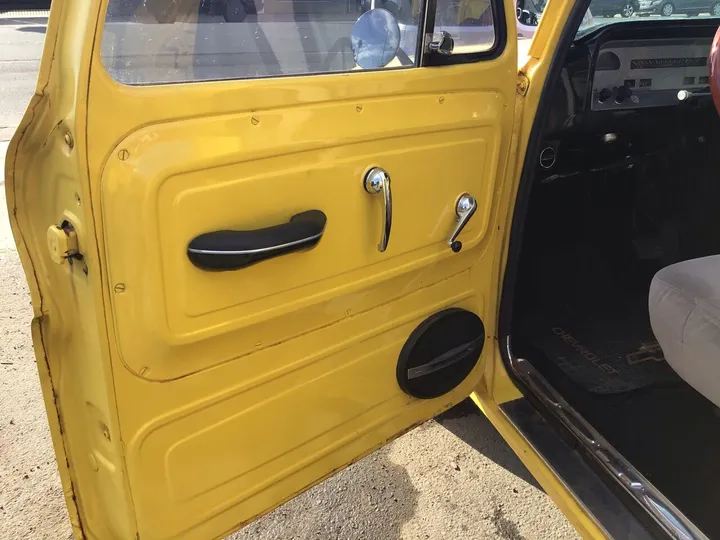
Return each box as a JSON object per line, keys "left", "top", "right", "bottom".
{"left": 0, "top": 10, "right": 579, "bottom": 540}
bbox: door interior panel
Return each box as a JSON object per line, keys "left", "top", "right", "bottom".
{"left": 98, "top": 89, "right": 510, "bottom": 538}
{"left": 123, "top": 288, "right": 482, "bottom": 539}
{"left": 102, "top": 92, "right": 504, "bottom": 381}
{"left": 7, "top": 0, "right": 522, "bottom": 537}
{"left": 65, "top": 3, "right": 520, "bottom": 535}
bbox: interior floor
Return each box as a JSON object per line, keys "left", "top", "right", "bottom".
{"left": 515, "top": 337, "right": 720, "bottom": 539}
{"left": 512, "top": 139, "right": 720, "bottom": 538}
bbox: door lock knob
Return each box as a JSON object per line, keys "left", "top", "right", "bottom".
{"left": 448, "top": 193, "right": 477, "bottom": 253}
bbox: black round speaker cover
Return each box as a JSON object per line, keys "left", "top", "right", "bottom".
{"left": 397, "top": 308, "right": 485, "bottom": 399}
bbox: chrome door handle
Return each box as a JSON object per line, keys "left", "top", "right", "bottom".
{"left": 449, "top": 193, "right": 477, "bottom": 252}
{"left": 364, "top": 167, "right": 392, "bottom": 252}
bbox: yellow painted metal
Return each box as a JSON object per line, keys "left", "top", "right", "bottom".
{"left": 491, "top": 0, "right": 588, "bottom": 407}
{"left": 90, "top": 44, "right": 516, "bottom": 540}
{"left": 4, "top": 0, "right": 607, "bottom": 539}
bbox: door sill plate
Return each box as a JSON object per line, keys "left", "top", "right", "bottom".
{"left": 504, "top": 336, "right": 707, "bottom": 540}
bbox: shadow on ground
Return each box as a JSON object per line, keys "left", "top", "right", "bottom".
{"left": 228, "top": 447, "right": 418, "bottom": 540}
{"left": 16, "top": 25, "right": 45, "bottom": 33}
{"left": 0, "top": 17, "right": 49, "bottom": 25}
{"left": 436, "top": 399, "right": 542, "bottom": 490}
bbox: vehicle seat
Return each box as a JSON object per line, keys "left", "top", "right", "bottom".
{"left": 649, "top": 255, "right": 720, "bottom": 407}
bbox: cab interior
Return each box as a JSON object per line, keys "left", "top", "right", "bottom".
{"left": 506, "top": 17, "right": 720, "bottom": 539}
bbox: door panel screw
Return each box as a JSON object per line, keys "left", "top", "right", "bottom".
{"left": 251, "top": 116, "right": 260, "bottom": 125}
{"left": 356, "top": 104, "right": 363, "bottom": 113}
{"left": 114, "top": 283, "right": 126, "bottom": 293}
{"left": 118, "top": 149, "right": 130, "bottom": 161}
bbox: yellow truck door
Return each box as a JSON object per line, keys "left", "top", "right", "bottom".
{"left": 6, "top": 0, "right": 524, "bottom": 537}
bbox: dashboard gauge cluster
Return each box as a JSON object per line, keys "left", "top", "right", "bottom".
{"left": 591, "top": 38, "right": 712, "bottom": 111}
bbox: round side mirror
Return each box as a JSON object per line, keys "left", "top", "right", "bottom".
{"left": 351, "top": 8, "right": 401, "bottom": 69}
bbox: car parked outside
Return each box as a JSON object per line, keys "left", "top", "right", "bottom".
{"left": 0, "top": 0, "right": 51, "bottom": 10}
{"left": 199, "top": 0, "right": 263, "bottom": 22}
{"left": 118, "top": 0, "right": 264, "bottom": 23}
{"left": 590, "top": 0, "right": 639, "bottom": 17}
{"left": 637, "top": 0, "right": 720, "bottom": 16}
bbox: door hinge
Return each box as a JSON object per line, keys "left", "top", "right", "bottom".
{"left": 517, "top": 74, "right": 530, "bottom": 96}
{"left": 47, "top": 220, "right": 81, "bottom": 264}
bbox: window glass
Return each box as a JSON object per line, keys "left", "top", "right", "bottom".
{"left": 576, "top": 0, "right": 720, "bottom": 39}
{"left": 430, "top": 0, "right": 496, "bottom": 53}
{"left": 102, "top": 0, "right": 422, "bottom": 84}
{"left": 515, "top": 0, "right": 543, "bottom": 41}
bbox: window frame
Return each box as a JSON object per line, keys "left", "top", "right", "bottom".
{"left": 98, "top": 0, "right": 509, "bottom": 86}
{"left": 422, "top": 0, "right": 508, "bottom": 67}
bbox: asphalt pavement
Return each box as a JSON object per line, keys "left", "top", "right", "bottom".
{"left": 0, "top": 11, "right": 579, "bottom": 540}
{"left": 0, "top": 12, "right": 44, "bottom": 142}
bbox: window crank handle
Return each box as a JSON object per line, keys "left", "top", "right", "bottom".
{"left": 449, "top": 193, "right": 477, "bottom": 253}
{"left": 364, "top": 167, "right": 392, "bottom": 252}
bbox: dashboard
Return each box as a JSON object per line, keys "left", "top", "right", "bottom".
{"left": 591, "top": 38, "right": 712, "bottom": 111}
{"left": 535, "top": 21, "right": 720, "bottom": 181}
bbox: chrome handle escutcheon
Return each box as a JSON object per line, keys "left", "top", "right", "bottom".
{"left": 364, "top": 167, "right": 392, "bottom": 252}
{"left": 449, "top": 193, "right": 477, "bottom": 253}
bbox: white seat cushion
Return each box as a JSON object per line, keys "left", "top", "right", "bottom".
{"left": 649, "top": 255, "right": 720, "bottom": 407}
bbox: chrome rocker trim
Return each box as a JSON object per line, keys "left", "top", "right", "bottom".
{"left": 504, "top": 336, "right": 707, "bottom": 540}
